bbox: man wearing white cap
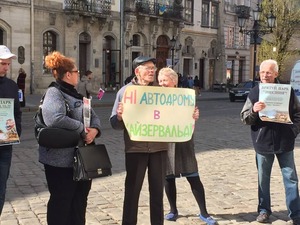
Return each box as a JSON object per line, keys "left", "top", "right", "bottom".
{"left": 0, "top": 45, "right": 22, "bottom": 215}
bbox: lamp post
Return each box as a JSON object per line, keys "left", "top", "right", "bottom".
{"left": 170, "top": 36, "right": 176, "bottom": 68}
{"left": 237, "top": 1, "right": 276, "bottom": 87}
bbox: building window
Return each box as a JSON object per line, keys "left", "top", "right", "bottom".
{"left": 226, "top": 27, "right": 234, "bottom": 48}
{"left": 211, "top": 4, "right": 218, "bottom": 28}
{"left": 238, "top": 32, "right": 246, "bottom": 48}
{"left": 184, "top": 0, "right": 193, "bottom": 23}
{"left": 43, "top": 31, "right": 57, "bottom": 74}
{"left": 132, "top": 34, "right": 140, "bottom": 46}
{"left": 0, "top": 29, "right": 3, "bottom": 44}
{"left": 202, "top": 2, "right": 209, "bottom": 27}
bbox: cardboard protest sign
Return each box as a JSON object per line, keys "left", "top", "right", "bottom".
{"left": 122, "top": 86, "right": 195, "bottom": 142}
{"left": 0, "top": 99, "right": 20, "bottom": 146}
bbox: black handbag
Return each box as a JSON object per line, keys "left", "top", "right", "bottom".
{"left": 73, "top": 144, "right": 112, "bottom": 181}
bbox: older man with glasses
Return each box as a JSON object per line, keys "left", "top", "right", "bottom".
{"left": 110, "top": 56, "right": 168, "bottom": 225}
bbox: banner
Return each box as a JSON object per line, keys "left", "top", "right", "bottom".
{"left": 259, "top": 83, "right": 292, "bottom": 124}
{"left": 0, "top": 98, "right": 20, "bottom": 145}
{"left": 122, "top": 86, "right": 196, "bottom": 142}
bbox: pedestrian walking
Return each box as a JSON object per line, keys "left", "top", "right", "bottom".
{"left": 158, "top": 67, "right": 218, "bottom": 225}
{"left": 110, "top": 56, "right": 168, "bottom": 225}
{"left": 0, "top": 45, "right": 22, "bottom": 215}
{"left": 241, "top": 59, "right": 300, "bottom": 224}
{"left": 40, "top": 51, "right": 101, "bottom": 225}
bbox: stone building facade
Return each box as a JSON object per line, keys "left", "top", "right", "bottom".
{"left": 0, "top": 0, "right": 223, "bottom": 94}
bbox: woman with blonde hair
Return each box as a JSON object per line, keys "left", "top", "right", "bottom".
{"left": 158, "top": 67, "right": 218, "bottom": 225}
{"left": 39, "top": 51, "right": 101, "bottom": 225}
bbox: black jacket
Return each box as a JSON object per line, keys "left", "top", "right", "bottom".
{"left": 241, "top": 84, "right": 300, "bottom": 154}
{"left": 0, "top": 76, "right": 22, "bottom": 143}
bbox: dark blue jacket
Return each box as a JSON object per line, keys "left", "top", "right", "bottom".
{"left": 241, "top": 84, "right": 300, "bottom": 154}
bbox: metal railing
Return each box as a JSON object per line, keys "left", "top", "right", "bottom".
{"left": 64, "top": 0, "right": 111, "bottom": 15}
{"left": 135, "top": 1, "right": 183, "bottom": 20}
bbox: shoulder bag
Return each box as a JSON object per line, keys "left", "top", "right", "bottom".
{"left": 73, "top": 144, "right": 112, "bottom": 181}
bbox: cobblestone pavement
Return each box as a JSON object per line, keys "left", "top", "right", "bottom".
{"left": 1, "top": 92, "right": 299, "bottom": 225}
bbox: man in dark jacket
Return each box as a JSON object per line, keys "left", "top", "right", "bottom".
{"left": 0, "top": 45, "right": 22, "bottom": 215}
{"left": 241, "top": 59, "right": 300, "bottom": 225}
{"left": 110, "top": 56, "right": 168, "bottom": 225}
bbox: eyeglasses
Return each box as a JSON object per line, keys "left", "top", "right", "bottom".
{"left": 140, "top": 66, "right": 157, "bottom": 72}
{"left": 70, "top": 70, "right": 80, "bottom": 74}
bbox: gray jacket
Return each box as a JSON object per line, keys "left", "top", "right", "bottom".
{"left": 77, "top": 76, "right": 96, "bottom": 98}
{"left": 39, "top": 85, "right": 101, "bottom": 168}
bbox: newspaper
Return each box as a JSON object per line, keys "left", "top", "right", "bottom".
{"left": 259, "top": 83, "right": 292, "bottom": 124}
{"left": 0, "top": 98, "right": 20, "bottom": 146}
{"left": 83, "top": 97, "right": 91, "bottom": 133}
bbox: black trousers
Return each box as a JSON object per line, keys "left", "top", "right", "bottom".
{"left": 44, "top": 164, "right": 92, "bottom": 225}
{"left": 122, "top": 151, "right": 167, "bottom": 225}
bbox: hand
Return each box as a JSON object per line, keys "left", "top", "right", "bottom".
{"left": 193, "top": 106, "right": 200, "bottom": 121}
{"left": 253, "top": 101, "right": 266, "bottom": 113}
{"left": 85, "top": 127, "right": 98, "bottom": 144}
{"left": 117, "top": 102, "right": 123, "bottom": 121}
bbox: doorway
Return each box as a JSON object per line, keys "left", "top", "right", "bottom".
{"left": 79, "top": 32, "right": 91, "bottom": 78}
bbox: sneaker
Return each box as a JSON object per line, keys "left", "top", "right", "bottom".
{"left": 256, "top": 212, "right": 270, "bottom": 223}
{"left": 165, "top": 212, "right": 178, "bottom": 221}
{"left": 199, "top": 214, "right": 218, "bottom": 225}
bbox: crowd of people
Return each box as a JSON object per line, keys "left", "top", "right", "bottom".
{"left": 1, "top": 45, "right": 300, "bottom": 225}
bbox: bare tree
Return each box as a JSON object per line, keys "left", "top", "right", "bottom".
{"left": 258, "top": 0, "right": 300, "bottom": 79}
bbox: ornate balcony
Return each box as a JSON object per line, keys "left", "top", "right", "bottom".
{"left": 64, "top": 0, "right": 111, "bottom": 17}
{"left": 235, "top": 5, "right": 251, "bottom": 19}
{"left": 135, "top": 1, "right": 183, "bottom": 20}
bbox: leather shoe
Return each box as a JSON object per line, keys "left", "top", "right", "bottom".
{"left": 256, "top": 212, "right": 270, "bottom": 223}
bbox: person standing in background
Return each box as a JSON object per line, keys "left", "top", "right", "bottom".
{"left": 77, "top": 70, "right": 97, "bottom": 98}
{"left": 188, "top": 76, "right": 194, "bottom": 88}
{"left": 0, "top": 45, "right": 22, "bottom": 215}
{"left": 17, "top": 68, "right": 26, "bottom": 107}
{"left": 158, "top": 67, "right": 218, "bottom": 225}
{"left": 193, "top": 75, "right": 201, "bottom": 96}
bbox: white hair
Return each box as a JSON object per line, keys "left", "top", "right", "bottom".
{"left": 260, "top": 59, "right": 278, "bottom": 72}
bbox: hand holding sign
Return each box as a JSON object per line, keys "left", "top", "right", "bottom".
{"left": 122, "top": 86, "right": 196, "bottom": 142}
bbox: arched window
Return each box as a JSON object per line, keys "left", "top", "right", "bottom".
{"left": 0, "top": 29, "right": 3, "bottom": 44}
{"left": 43, "top": 31, "right": 57, "bottom": 73}
{"left": 132, "top": 34, "right": 141, "bottom": 46}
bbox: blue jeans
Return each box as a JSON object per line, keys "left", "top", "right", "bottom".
{"left": 256, "top": 151, "right": 300, "bottom": 219}
{"left": 0, "top": 146, "right": 12, "bottom": 215}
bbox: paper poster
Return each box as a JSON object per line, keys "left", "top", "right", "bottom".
{"left": 259, "top": 83, "right": 292, "bottom": 124}
{"left": 122, "top": 86, "right": 196, "bottom": 142}
{"left": 290, "top": 60, "right": 300, "bottom": 101}
{"left": 83, "top": 97, "right": 91, "bottom": 133}
{"left": 0, "top": 99, "right": 20, "bottom": 146}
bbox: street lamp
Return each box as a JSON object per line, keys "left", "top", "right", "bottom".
{"left": 237, "top": 1, "right": 276, "bottom": 87}
{"left": 170, "top": 36, "right": 176, "bottom": 68}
